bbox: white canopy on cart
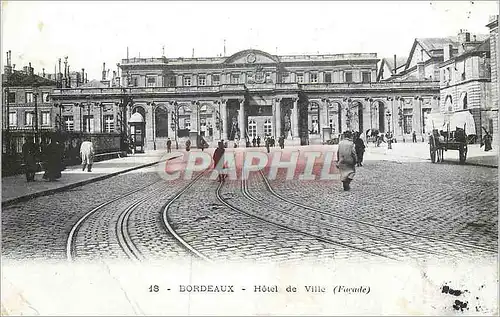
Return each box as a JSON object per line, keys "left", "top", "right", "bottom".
{"left": 449, "top": 111, "right": 476, "bottom": 135}
{"left": 425, "top": 112, "right": 446, "bottom": 130}
{"left": 425, "top": 111, "right": 476, "bottom": 135}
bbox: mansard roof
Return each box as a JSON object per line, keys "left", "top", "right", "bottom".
{"left": 2, "top": 71, "right": 56, "bottom": 87}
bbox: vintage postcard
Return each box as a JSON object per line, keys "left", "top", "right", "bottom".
{"left": 1, "top": 1, "right": 498, "bottom": 315}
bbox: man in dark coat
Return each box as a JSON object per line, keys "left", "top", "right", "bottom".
{"left": 22, "top": 137, "right": 38, "bottom": 182}
{"left": 278, "top": 136, "right": 285, "bottom": 149}
{"left": 257, "top": 136, "right": 261, "bottom": 147}
{"left": 166, "top": 138, "right": 172, "bottom": 153}
{"left": 353, "top": 132, "right": 366, "bottom": 167}
{"left": 42, "top": 137, "right": 63, "bottom": 181}
{"left": 213, "top": 141, "right": 226, "bottom": 182}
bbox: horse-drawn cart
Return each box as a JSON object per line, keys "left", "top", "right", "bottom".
{"left": 426, "top": 111, "right": 476, "bottom": 164}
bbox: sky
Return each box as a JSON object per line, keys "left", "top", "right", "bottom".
{"left": 1, "top": 1, "right": 498, "bottom": 80}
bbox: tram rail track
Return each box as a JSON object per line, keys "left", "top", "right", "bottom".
{"left": 242, "top": 177, "right": 449, "bottom": 261}
{"left": 161, "top": 172, "right": 214, "bottom": 264}
{"left": 216, "top": 179, "right": 396, "bottom": 261}
{"left": 66, "top": 179, "right": 163, "bottom": 262}
{"left": 258, "top": 170, "right": 498, "bottom": 255}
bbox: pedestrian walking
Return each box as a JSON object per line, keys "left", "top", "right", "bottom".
{"left": 80, "top": 137, "right": 95, "bottom": 172}
{"left": 185, "top": 139, "right": 191, "bottom": 152}
{"left": 213, "top": 141, "right": 226, "bottom": 182}
{"left": 412, "top": 131, "right": 417, "bottom": 143}
{"left": 278, "top": 136, "right": 285, "bottom": 149}
{"left": 257, "top": 136, "right": 261, "bottom": 147}
{"left": 353, "top": 132, "right": 365, "bottom": 167}
{"left": 166, "top": 138, "right": 172, "bottom": 153}
{"left": 42, "top": 137, "right": 64, "bottom": 181}
{"left": 481, "top": 127, "right": 493, "bottom": 152}
{"left": 22, "top": 137, "right": 38, "bottom": 182}
{"left": 336, "top": 131, "right": 357, "bottom": 191}
{"left": 252, "top": 137, "right": 256, "bottom": 147}
{"left": 266, "top": 138, "right": 271, "bottom": 153}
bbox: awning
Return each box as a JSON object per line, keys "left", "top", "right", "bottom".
{"left": 449, "top": 111, "right": 476, "bottom": 135}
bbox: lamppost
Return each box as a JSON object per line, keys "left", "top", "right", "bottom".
{"left": 86, "top": 97, "right": 92, "bottom": 133}
{"left": 4, "top": 87, "right": 10, "bottom": 156}
{"left": 192, "top": 100, "right": 202, "bottom": 148}
{"left": 170, "top": 101, "right": 180, "bottom": 149}
{"left": 33, "top": 92, "right": 39, "bottom": 139}
{"left": 54, "top": 103, "right": 65, "bottom": 131}
{"left": 344, "top": 98, "right": 352, "bottom": 131}
{"left": 386, "top": 109, "right": 392, "bottom": 149}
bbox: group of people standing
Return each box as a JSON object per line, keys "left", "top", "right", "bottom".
{"left": 21, "top": 136, "right": 95, "bottom": 182}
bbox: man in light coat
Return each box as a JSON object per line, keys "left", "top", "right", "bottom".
{"left": 80, "top": 138, "right": 95, "bottom": 172}
{"left": 336, "top": 131, "right": 357, "bottom": 191}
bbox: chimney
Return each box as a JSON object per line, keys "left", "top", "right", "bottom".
{"left": 85, "top": 73, "right": 88, "bottom": 83}
{"left": 457, "top": 29, "right": 470, "bottom": 54}
{"left": 102, "top": 62, "right": 106, "bottom": 80}
{"left": 81, "top": 68, "right": 85, "bottom": 86}
{"left": 393, "top": 54, "right": 397, "bottom": 74}
{"left": 4, "top": 51, "right": 12, "bottom": 74}
{"left": 42, "top": 68, "right": 45, "bottom": 77}
{"left": 443, "top": 44, "right": 453, "bottom": 61}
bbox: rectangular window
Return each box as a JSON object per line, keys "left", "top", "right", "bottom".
{"left": 296, "top": 74, "right": 304, "bottom": 83}
{"left": 184, "top": 119, "right": 191, "bottom": 130}
{"left": 8, "top": 112, "right": 17, "bottom": 127}
{"left": 42, "top": 92, "right": 50, "bottom": 103}
{"left": 212, "top": 74, "right": 220, "bottom": 85}
{"left": 183, "top": 76, "right": 191, "bottom": 86}
{"left": 231, "top": 74, "right": 240, "bottom": 84}
{"left": 345, "top": 72, "right": 353, "bottom": 83}
{"left": 198, "top": 75, "right": 206, "bottom": 86}
{"left": 104, "top": 114, "right": 114, "bottom": 132}
{"left": 41, "top": 111, "right": 51, "bottom": 126}
{"left": 25, "top": 92, "right": 34, "bottom": 103}
{"left": 8, "top": 92, "right": 16, "bottom": 103}
{"left": 324, "top": 73, "right": 332, "bottom": 83}
{"left": 83, "top": 115, "right": 94, "bottom": 133}
{"left": 147, "top": 76, "right": 156, "bottom": 87}
{"left": 310, "top": 73, "right": 318, "bottom": 83}
{"left": 133, "top": 77, "right": 139, "bottom": 87}
{"left": 25, "top": 112, "right": 34, "bottom": 126}
{"left": 167, "top": 76, "right": 176, "bottom": 87}
{"left": 362, "top": 72, "right": 371, "bottom": 83}
{"left": 63, "top": 115, "right": 74, "bottom": 131}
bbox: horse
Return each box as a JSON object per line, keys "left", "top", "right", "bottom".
{"left": 366, "top": 129, "right": 380, "bottom": 144}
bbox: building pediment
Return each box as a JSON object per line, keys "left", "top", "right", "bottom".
{"left": 224, "top": 49, "right": 280, "bottom": 65}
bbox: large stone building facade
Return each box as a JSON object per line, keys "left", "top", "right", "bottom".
{"left": 48, "top": 49, "right": 439, "bottom": 149}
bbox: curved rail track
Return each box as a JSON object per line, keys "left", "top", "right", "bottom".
{"left": 216, "top": 179, "right": 396, "bottom": 261}
{"left": 161, "top": 172, "right": 214, "bottom": 263}
{"left": 66, "top": 179, "right": 162, "bottom": 262}
{"left": 257, "top": 170, "right": 497, "bottom": 255}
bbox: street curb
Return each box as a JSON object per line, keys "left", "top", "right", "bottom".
{"left": 1, "top": 157, "right": 175, "bottom": 207}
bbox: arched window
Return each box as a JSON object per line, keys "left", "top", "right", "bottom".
{"left": 248, "top": 119, "right": 257, "bottom": 138}
{"left": 264, "top": 119, "right": 272, "bottom": 137}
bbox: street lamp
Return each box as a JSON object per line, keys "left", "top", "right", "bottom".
{"left": 54, "top": 103, "right": 65, "bottom": 131}
{"left": 170, "top": 101, "right": 181, "bottom": 149}
{"left": 386, "top": 109, "right": 392, "bottom": 149}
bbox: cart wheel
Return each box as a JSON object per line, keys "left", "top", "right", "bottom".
{"left": 429, "top": 136, "right": 437, "bottom": 163}
{"left": 459, "top": 144, "right": 468, "bottom": 164}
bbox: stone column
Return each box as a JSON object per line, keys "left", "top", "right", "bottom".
{"left": 191, "top": 100, "right": 199, "bottom": 136}
{"left": 238, "top": 98, "right": 246, "bottom": 142}
{"left": 275, "top": 97, "right": 282, "bottom": 137}
{"left": 292, "top": 98, "right": 299, "bottom": 139}
{"left": 320, "top": 99, "right": 328, "bottom": 139}
{"left": 166, "top": 106, "right": 172, "bottom": 137}
{"left": 220, "top": 99, "right": 227, "bottom": 140}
